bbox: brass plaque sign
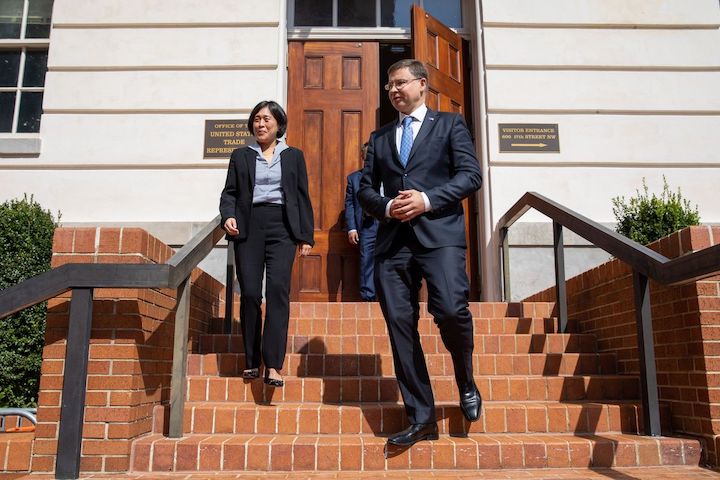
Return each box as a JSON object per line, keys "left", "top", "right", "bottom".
{"left": 204, "top": 119, "right": 251, "bottom": 159}
{"left": 499, "top": 124, "right": 560, "bottom": 153}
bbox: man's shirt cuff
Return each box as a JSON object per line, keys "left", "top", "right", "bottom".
{"left": 421, "top": 192, "right": 432, "bottom": 212}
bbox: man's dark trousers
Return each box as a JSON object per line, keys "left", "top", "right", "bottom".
{"left": 375, "top": 224, "right": 474, "bottom": 424}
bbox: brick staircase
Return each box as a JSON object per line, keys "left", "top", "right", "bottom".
{"left": 130, "top": 302, "right": 702, "bottom": 473}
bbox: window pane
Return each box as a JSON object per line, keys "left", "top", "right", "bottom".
{"left": 380, "top": 0, "right": 415, "bottom": 28}
{"left": 338, "top": 0, "right": 375, "bottom": 27}
{"left": 0, "top": 50, "right": 21, "bottom": 86}
{"left": 294, "top": 0, "right": 332, "bottom": 26}
{"left": 23, "top": 50, "right": 48, "bottom": 87}
{"left": 0, "top": 0, "right": 23, "bottom": 39}
{"left": 0, "top": 92, "right": 16, "bottom": 132}
{"left": 424, "top": 0, "right": 462, "bottom": 28}
{"left": 17, "top": 92, "right": 43, "bottom": 132}
{"left": 26, "top": 0, "right": 54, "bottom": 39}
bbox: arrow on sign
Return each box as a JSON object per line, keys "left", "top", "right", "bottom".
{"left": 511, "top": 143, "right": 547, "bottom": 147}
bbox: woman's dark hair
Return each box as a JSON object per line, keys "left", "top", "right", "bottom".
{"left": 248, "top": 100, "right": 288, "bottom": 138}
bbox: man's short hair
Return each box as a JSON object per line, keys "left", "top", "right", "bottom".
{"left": 387, "top": 59, "right": 428, "bottom": 81}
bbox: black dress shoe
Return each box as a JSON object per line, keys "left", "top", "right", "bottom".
{"left": 459, "top": 386, "right": 482, "bottom": 422}
{"left": 387, "top": 423, "right": 438, "bottom": 446}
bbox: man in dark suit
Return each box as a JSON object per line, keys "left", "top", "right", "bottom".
{"left": 358, "top": 59, "right": 482, "bottom": 446}
{"left": 345, "top": 143, "right": 378, "bottom": 301}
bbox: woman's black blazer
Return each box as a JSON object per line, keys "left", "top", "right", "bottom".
{"left": 219, "top": 146, "right": 315, "bottom": 246}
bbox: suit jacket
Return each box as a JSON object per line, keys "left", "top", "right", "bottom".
{"left": 344, "top": 170, "right": 376, "bottom": 233}
{"left": 219, "top": 146, "right": 315, "bottom": 246}
{"left": 358, "top": 109, "right": 482, "bottom": 255}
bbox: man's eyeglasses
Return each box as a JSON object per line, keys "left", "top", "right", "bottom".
{"left": 384, "top": 78, "right": 422, "bottom": 91}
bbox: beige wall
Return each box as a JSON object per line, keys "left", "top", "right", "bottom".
{"left": 1, "top": 0, "right": 285, "bottom": 224}
{"left": 482, "top": 0, "right": 720, "bottom": 222}
{"left": 478, "top": 0, "right": 720, "bottom": 298}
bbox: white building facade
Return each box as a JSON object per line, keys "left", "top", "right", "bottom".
{"left": 1, "top": 0, "right": 719, "bottom": 300}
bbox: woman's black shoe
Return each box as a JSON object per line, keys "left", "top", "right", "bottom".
{"left": 242, "top": 368, "right": 259, "bottom": 379}
{"left": 264, "top": 371, "right": 284, "bottom": 387}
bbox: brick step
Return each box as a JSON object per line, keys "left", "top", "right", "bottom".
{"left": 153, "top": 401, "right": 670, "bottom": 436}
{"left": 205, "top": 316, "right": 574, "bottom": 350}
{"left": 189, "top": 352, "right": 617, "bottom": 377}
{"left": 293, "top": 302, "right": 557, "bottom": 322}
{"left": 186, "top": 374, "right": 640, "bottom": 403}
{"left": 199, "top": 333, "right": 598, "bottom": 355}
{"left": 130, "top": 432, "right": 700, "bottom": 472}
{"left": 294, "top": 316, "right": 574, "bottom": 335}
{"left": 295, "top": 301, "right": 557, "bottom": 317}
{"left": 0, "top": 432, "right": 33, "bottom": 472}
{"left": 60, "top": 466, "right": 720, "bottom": 479}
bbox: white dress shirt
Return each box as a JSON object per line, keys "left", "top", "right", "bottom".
{"left": 385, "top": 104, "right": 432, "bottom": 217}
{"left": 395, "top": 104, "right": 428, "bottom": 154}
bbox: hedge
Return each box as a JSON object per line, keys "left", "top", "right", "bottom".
{"left": 0, "top": 195, "right": 59, "bottom": 407}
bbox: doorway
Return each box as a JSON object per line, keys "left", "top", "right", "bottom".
{"left": 378, "top": 43, "right": 412, "bottom": 126}
{"left": 286, "top": 41, "right": 379, "bottom": 302}
{"left": 287, "top": 6, "right": 480, "bottom": 302}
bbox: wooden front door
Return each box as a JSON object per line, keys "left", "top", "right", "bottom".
{"left": 287, "top": 41, "right": 379, "bottom": 301}
{"left": 412, "top": 5, "right": 481, "bottom": 300}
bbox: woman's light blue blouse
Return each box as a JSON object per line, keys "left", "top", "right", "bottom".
{"left": 248, "top": 139, "right": 288, "bottom": 205}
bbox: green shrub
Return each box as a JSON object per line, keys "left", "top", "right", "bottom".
{"left": 0, "top": 195, "right": 59, "bottom": 407}
{"left": 612, "top": 177, "right": 700, "bottom": 245}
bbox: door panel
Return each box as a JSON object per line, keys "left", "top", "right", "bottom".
{"left": 412, "top": 5, "right": 465, "bottom": 114}
{"left": 287, "top": 41, "right": 379, "bottom": 301}
{"left": 412, "top": 5, "right": 481, "bottom": 300}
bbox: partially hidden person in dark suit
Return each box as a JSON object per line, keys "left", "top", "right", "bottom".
{"left": 344, "top": 143, "right": 378, "bottom": 301}
{"left": 358, "top": 59, "right": 483, "bottom": 446}
{"left": 220, "top": 100, "right": 314, "bottom": 388}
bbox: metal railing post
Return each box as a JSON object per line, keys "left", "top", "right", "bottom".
{"left": 224, "top": 240, "right": 235, "bottom": 334}
{"left": 56, "top": 287, "right": 94, "bottom": 480}
{"left": 633, "top": 271, "right": 662, "bottom": 436}
{"left": 500, "top": 227, "right": 511, "bottom": 301}
{"left": 168, "top": 277, "right": 191, "bottom": 438}
{"left": 553, "top": 221, "right": 568, "bottom": 333}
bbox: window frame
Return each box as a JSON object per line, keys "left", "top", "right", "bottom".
{"left": 0, "top": 0, "right": 51, "bottom": 135}
{"left": 287, "top": 0, "right": 467, "bottom": 36}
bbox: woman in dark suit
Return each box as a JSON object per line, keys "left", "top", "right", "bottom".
{"left": 220, "top": 100, "right": 314, "bottom": 387}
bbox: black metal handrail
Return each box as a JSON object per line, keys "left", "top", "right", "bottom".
{"left": 498, "top": 192, "right": 720, "bottom": 438}
{"left": 0, "top": 215, "right": 229, "bottom": 480}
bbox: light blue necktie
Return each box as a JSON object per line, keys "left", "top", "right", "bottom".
{"left": 399, "top": 115, "right": 414, "bottom": 167}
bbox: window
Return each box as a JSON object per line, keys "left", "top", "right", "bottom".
{"left": 292, "top": 0, "right": 462, "bottom": 29}
{"left": 0, "top": 0, "right": 53, "bottom": 134}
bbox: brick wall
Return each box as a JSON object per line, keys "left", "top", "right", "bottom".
{"left": 31, "top": 227, "right": 226, "bottom": 473}
{"left": 526, "top": 225, "right": 720, "bottom": 465}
